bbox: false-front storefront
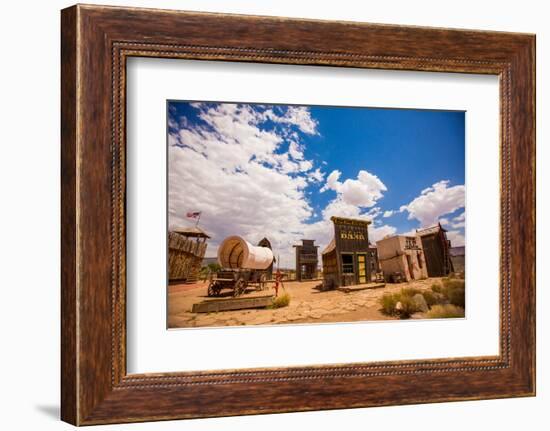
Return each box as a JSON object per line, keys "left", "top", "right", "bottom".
{"left": 322, "top": 217, "right": 378, "bottom": 288}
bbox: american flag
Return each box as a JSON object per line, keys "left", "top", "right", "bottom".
{"left": 186, "top": 211, "right": 201, "bottom": 219}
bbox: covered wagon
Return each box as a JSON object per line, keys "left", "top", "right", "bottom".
{"left": 207, "top": 236, "right": 274, "bottom": 297}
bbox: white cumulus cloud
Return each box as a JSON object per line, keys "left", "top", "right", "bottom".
{"left": 263, "top": 106, "right": 319, "bottom": 135}
{"left": 169, "top": 103, "right": 326, "bottom": 268}
{"left": 320, "top": 169, "right": 387, "bottom": 208}
{"left": 288, "top": 141, "right": 304, "bottom": 160}
{"left": 169, "top": 102, "right": 401, "bottom": 267}
{"left": 320, "top": 170, "right": 341, "bottom": 192}
{"left": 308, "top": 167, "right": 325, "bottom": 183}
{"left": 370, "top": 224, "right": 398, "bottom": 242}
{"left": 439, "top": 211, "right": 466, "bottom": 229}
{"left": 446, "top": 230, "right": 465, "bottom": 247}
{"left": 399, "top": 180, "right": 465, "bottom": 227}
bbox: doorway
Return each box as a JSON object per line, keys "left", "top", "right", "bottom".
{"left": 357, "top": 254, "right": 367, "bottom": 284}
{"left": 406, "top": 254, "right": 415, "bottom": 280}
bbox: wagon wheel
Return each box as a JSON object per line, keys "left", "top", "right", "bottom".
{"left": 233, "top": 278, "right": 246, "bottom": 297}
{"left": 258, "top": 273, "right": 267, "bottom": 291}
{"left": 207, "top": 281, "right": 220, "bottom": 297}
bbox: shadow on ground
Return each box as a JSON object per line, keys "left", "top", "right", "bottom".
{"left": 35, "top": 404, "right": 59, "bottom": 420}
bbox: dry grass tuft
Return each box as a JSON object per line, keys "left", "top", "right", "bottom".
{"left": 426, "top": 304, "right": 465, "bottom": 318}
{"left": 270, "top": 293, "right": 291, "bottom": 309}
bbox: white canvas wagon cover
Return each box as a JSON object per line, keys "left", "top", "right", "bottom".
{"left": 217, "top": 236, "right": 274, "bottom": 270}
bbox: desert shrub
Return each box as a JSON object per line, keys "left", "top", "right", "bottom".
{"left": 442, "top": 278, "right": 465, "bottom": 290}
{"left": 380, "top": 293, "right": 400, "bottom": 315}
{"left": 446, "top": 286, "right": 465, "bottom": 307}
{"left": 400, "top": 287, "right": 422, "bottom": 298}
{"left": 207, "top": 262, "right": 222, "bottom": 273}
{"left": 430, "top": 283, "right": 442, "bottom": 293}
{"left": 422, "top": 290, "right": 439, "bottom": 307}
{"left": 270, "top": 293, "right": 291, "bottom": 309}
{"left": 379, "top": 290, "right": 422, "bottom": 318}
{"left": 426, "top": 304, "right": 465, "bottom": 319}
{"left": 397, "top": 296, "right": 419, "bottom": 319}
{"left": 441, "top": 279, "right": 465, "bottom": 308}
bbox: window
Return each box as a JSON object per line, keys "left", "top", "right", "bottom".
{"left": 342, "top": 254, "right": 354, "bottom": 274}
{"left": 417, "top": 251, "right": 423, "bottom": 269}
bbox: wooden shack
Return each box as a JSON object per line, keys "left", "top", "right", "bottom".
{"left": 257, "top": 237, "right": 275, "bottom": 280}
{"left": 368, "top": 245, "right": 381, "bottom": 274}
{"left": 416, "top": 224, "right": 454, "bottom": 277}
{"left": 293, "top": 239, "right": 319, "bottom": 281}
{"left": 449, "top": 246, "right": 465, "bottom": 274}
{"left": 168, "top": 227, "right": 210, "bottom": 283}
{"left": 321, "top": 217, "right": 376, "bottom": 288}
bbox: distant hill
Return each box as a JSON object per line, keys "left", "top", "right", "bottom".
{"left": 450, "top": 246, "right": 465, "bottom": 257}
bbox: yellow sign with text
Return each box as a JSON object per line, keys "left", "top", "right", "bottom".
{"left": 340, "top": 231, "right": 366, "bottom": 240}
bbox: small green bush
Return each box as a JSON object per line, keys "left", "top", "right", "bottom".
{"left": 270, "top": 293, "right": 291, "bottom": 309}
{"left": 207, "top": 262, "right": 222, "bottom": 273}
{"left": 422, "top": 290, "right": 438, "bottom": 307}
{"left": 401, "top": 287, "right": 422, "bottom": 298}
{"left": 426, "top": 304, "right": 464, "bottom": 319}
{"left": 442, "top": 278, "right": 465, "bottom": 290}
{"left": 441, "top": 279, "right": 465, "bottom": 308}
{"left": 379, "top": 278, "right": 466, "bottom": 319}
{"left": 430, "top": 283, "right": 442, "bottom": 293}
{"left": 380, "top": 293, "right": 400, "bottom": 315}
{"left": 379, "top": 291, "right": 422, "bottom": 318}
{"left": 397, "top": 296, "right": 419, "bottom": 319}
{"left": 447, "top": 286, "right": 465, "bottom": 307}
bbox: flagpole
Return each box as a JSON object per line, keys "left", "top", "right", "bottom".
{"left": 195, "top": 212, "right": 201, "bottom": 227}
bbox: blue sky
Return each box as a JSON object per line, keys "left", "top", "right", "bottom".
{"left": 168, "top": 101, "right": 465, "bottom": 268}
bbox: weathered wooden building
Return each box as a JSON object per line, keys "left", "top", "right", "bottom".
{"left": 321, "top": 217, "right": 378, "bottom": 288}
{"left": 376, "top": 235, "right": 428, "bottom": 282}
{"left": 368, "top": 245, "right": 381, "bottom": 275}
{"left": 258, "top": 237, "right": 275, "bottom": 280}
{"left": 293, "top": 239, "right": 319, "bottom": 281}
{"left": 449, "top": 246, "right": 465, "bottom": 274}
{"left": 416, "top": 224, "right": 454, "bottom": 277}
{"left": 168, "top": 227, "right": 209, "bottom": 283}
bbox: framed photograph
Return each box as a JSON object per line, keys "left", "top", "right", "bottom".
{"left": 165, "top": 100, "right": 467, "bottom": 329}
{"left": 61, "top": 4, "right": 535, "bottom": 425}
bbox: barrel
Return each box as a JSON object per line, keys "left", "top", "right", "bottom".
{"left": 217, "top": 236, "right": 274, "bottom": 270}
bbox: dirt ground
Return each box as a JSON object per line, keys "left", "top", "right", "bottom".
{"left": 168, "top": 277, "right": 446, "bottom": 328}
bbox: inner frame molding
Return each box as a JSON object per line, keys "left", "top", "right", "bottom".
{"left": 61, "top": 4, "right": 534, "bottom": 425}
{"left": 115, "top": 44, "right": 511, "bottom": 384}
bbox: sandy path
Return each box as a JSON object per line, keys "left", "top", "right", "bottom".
{"left": 168, "top": 277, "right": 444, "bottom": 328}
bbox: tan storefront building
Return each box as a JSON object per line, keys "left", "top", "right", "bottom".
{"left": 376, "top": 235, "right": 428, "bottom": 282}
